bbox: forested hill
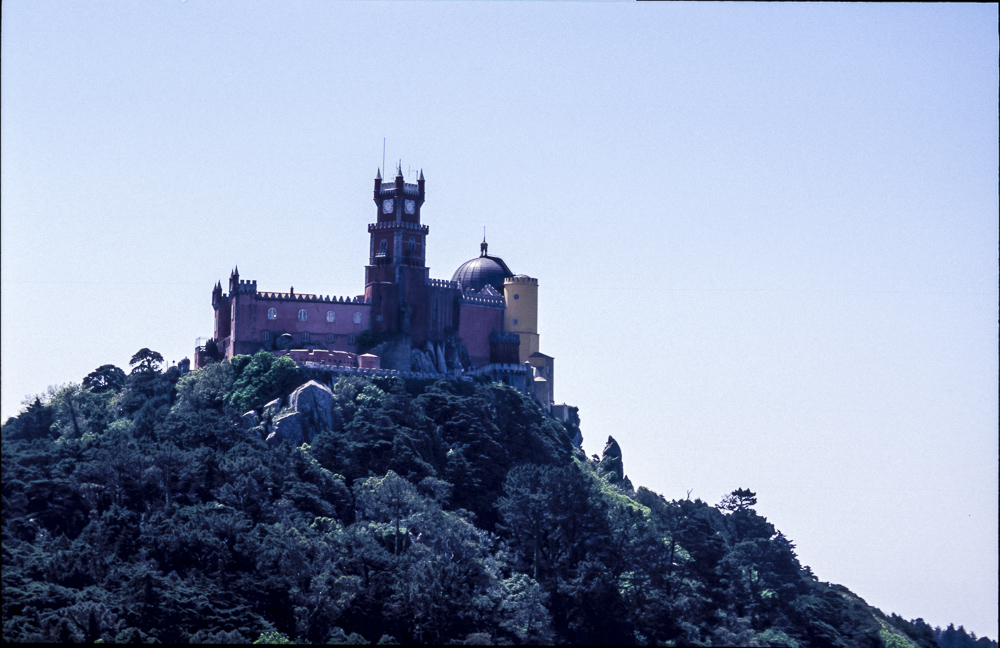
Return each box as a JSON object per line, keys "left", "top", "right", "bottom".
{"left": 2, "top": 350, "right": 996, "bottom": 646}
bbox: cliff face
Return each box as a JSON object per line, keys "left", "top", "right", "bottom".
{"left": 1, "top": 363, "right": 991, "bottom": 647}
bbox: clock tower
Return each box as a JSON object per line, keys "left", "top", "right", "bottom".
{"left": 364, "top": 163, "right": 431, "bottom": 341}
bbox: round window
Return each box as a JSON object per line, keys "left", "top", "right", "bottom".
{"left": 512, "top": 318, "right": 519, "bottom": 326}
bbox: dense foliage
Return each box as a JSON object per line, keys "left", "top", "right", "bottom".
{"left": 2, "top": 353, "right": 995, "bottom": 646}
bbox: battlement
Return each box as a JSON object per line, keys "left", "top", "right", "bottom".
{"left": 490, "top": 331, "right": 520, "bottom": 343}
{"left": 465, "top": 362, "right": 529, "bottom": 376}
{"left": 368, "top": 221, "right": 429, "bottom": 234}
{"left": 460, "top": 293, "right": 506, "bottom": 308}
{"left": 237, "top": 279, "right": 258, "bottom": 293}
{"left": 256, "top": 292, "right": 368, "bottom": 304}
{"left": 378, "top": 181, "right": 421, "bottom": 196}
{"left": 504, "top": 275, "right": 538, "bottom": 285}
{"left": 427, "top": 278, "right": 459, "bottom": 290}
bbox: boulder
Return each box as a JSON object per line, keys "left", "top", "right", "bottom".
{"left": 241, "top": 410, "right": 260, "bottom": 431}
{"left": 272, "top": 410, "right": 306, "bottom": 446}
{"left": 289, "top": 380, "right": 336, "bottom": 438}
{"left": 262, "top": 398, "right": 282, "bottom": 421}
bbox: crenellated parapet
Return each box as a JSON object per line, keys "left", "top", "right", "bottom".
{"left": 377, "top": 182, "right": 421, "bottom": 197}
{"left": 367, "top": 221, "right": 429, "bottom": 234}
{"left": 255, "top": 291, "right": 369, "bottom": 304}
{"left": 460, "top": 293, "right": 506, "bottom": 308}
{"left": 504, "top": 275, "right": 538, "bottom": 285}
{"left": 427, "top": 278, "right": 458, "bottom": 290}
{"left": 465, "top": 362, "right": 529, "bottom": 376}
{"left": 236, "top": 279, "right": 258, "bottom": 294}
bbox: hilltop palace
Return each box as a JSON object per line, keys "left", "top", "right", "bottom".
{"left": 194, "top": 164, "right": 570, "bottom": 418}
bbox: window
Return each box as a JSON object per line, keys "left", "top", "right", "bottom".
{"left": 347, "top": 334, "right": 356, "bottom": 344}
{"left": 326, "top": 310, "right": 336, "bottom": 323}
{"left": 513, "top": 294, "right": 519, "bottom": 300}
{"left": 353, "top": 312, "right": 362, "bottom": 324}
{"left": 262, "top": 331, "right": 271, "bottom": 341}
{"left": 408, "top": 237, "right": 415, "bottom": 252}
{"left": 379, "top": 240, "right": 387, "bottom": 253}
{"left": 298, "top": 309, "right": 307, "bottom": 321}
{"left": 268, "top": 308, "right": 277, "bottom": 320}
{"left": 302, "top": 332, "right": 310, "bottom": 343}
{"left": 375, "top": 314, "right": 383, "bottom": 322}
{"left": 325, "top": 333, "right": 336, "bottom": 343}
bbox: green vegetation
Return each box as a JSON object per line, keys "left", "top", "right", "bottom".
{"left": 2, "top": 352, "right": 996, "bottom": 646}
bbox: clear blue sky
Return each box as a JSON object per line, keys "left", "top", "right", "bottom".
{"left": 3, "top": 1, "right": 997, "bottom": 639}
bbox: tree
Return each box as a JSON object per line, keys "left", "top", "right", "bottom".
{"left": 355, "top": 471, "right": 425, "bottom": 556}
{"left": 129, "top": 348, "right": 164, "bottom": 375}
{"left": 228, "top": 351, "right": 302, "bottom": 413}
{"left": 83, "top": 365, "right": 126, "bottom": 393}
{"left": 1, "top": 397, "right": 56, "bottom": 441}
{"left": 719, "top": 488, "right": 758, "bottom": 513}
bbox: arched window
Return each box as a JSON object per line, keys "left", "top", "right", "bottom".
{"left": 347, "top": 334, "right": 356, "bottom": 344}
{"left": 302, "top": 332, "right": 310, "bottom": 343}
{"left": 379, "top": 240, "right": 387, "bottom": 253}
{"left": 408, "top": 237, "right": 415, "bottom": 252}
{"left": 353, "top": 312, "right": 362, "bottom": 324}
{"left": 267, "top": 308, "right": 277, "bottom": 320}
{"left": 261, "top": 331, "right": 271, "bottom": 341}
{"left": 298, "top": 309, "right": 307, "bottom": 321}
{"left": 326, "top": 310, "right": 336, "bottom": 323}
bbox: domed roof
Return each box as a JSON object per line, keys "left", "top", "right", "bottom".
{"left": 451, "top": 241, "right": 514, "bottom": 293}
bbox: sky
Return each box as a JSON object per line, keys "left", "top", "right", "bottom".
{"left": 2, "top": 0, "right": 997, "bottom": 639}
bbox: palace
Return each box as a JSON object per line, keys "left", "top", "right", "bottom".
{"left": 195, "top": 164, "right": 565, "bottom": 414}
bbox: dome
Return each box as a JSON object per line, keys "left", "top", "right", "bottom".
{"left": 451, "top": 241, "right": 514, "bottom": 293}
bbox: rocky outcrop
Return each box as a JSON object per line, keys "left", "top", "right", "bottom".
{"left": 257, "top": 380, "right": 340, "bottom": 446}
{"left": 262, "top": 398, "right": 282, "bottom": 420}
{"left": 271, "top": 410, "right": 306, "bottom": 446}
{"left": 240, "top": 410, "right": 260, "bottom": 431}
{"left": 411, "top": 348, "right": 439, "bottom": 374}
{"left": 289, "top": 380, "right": 336, "bottom": 435}
{"left": 598, "top": 435, "right": 630, "bottom": 487}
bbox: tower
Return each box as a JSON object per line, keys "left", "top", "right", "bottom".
{"left": 503, "top": 275, "right": 539, "bottom": 363}
{"left": 364, "top": 164, "right": 431, "bottom": 341}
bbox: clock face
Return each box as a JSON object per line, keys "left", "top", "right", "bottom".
{"left": 382, "top": 199, "right": 394, "bottom": 214}
{"left": 404, "top": 199, "right": 416, "bottom": 215}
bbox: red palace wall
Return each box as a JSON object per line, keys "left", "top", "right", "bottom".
{"left": 458, "top": 302, "right": 504, "bottom": 367}
{"left": 226, "top": 287, "right": 371, "bottom": 358}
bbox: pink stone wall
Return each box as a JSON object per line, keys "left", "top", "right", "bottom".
{"left": 225, "top": 292, "right": 371, "bottom": 358}
{"left": 458, "top": 303, "right": 504, "bottom": 367}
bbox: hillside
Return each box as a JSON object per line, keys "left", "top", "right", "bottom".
{"left": 2, "top": 351, "right": 996, "bottom": 646}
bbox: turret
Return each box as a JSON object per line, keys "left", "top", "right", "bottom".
{"left": 211, "top": 281, "right": 223, "bottom": 308}
{"left": 373, "top": 168, "right": 382, "bottom": 199}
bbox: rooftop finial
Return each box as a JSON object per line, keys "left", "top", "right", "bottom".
{"left": 376, "top": 168, "right": 382, "bottom": 180}
{"left": 480, "top": 230, "right": 488, "bottom": 257}
{"left": 396, "top": 160, "right": 403, "bottom": 177}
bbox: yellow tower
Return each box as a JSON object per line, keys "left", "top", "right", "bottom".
{"left": 503, "top": 275, "right": 539, "bottom": 363}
